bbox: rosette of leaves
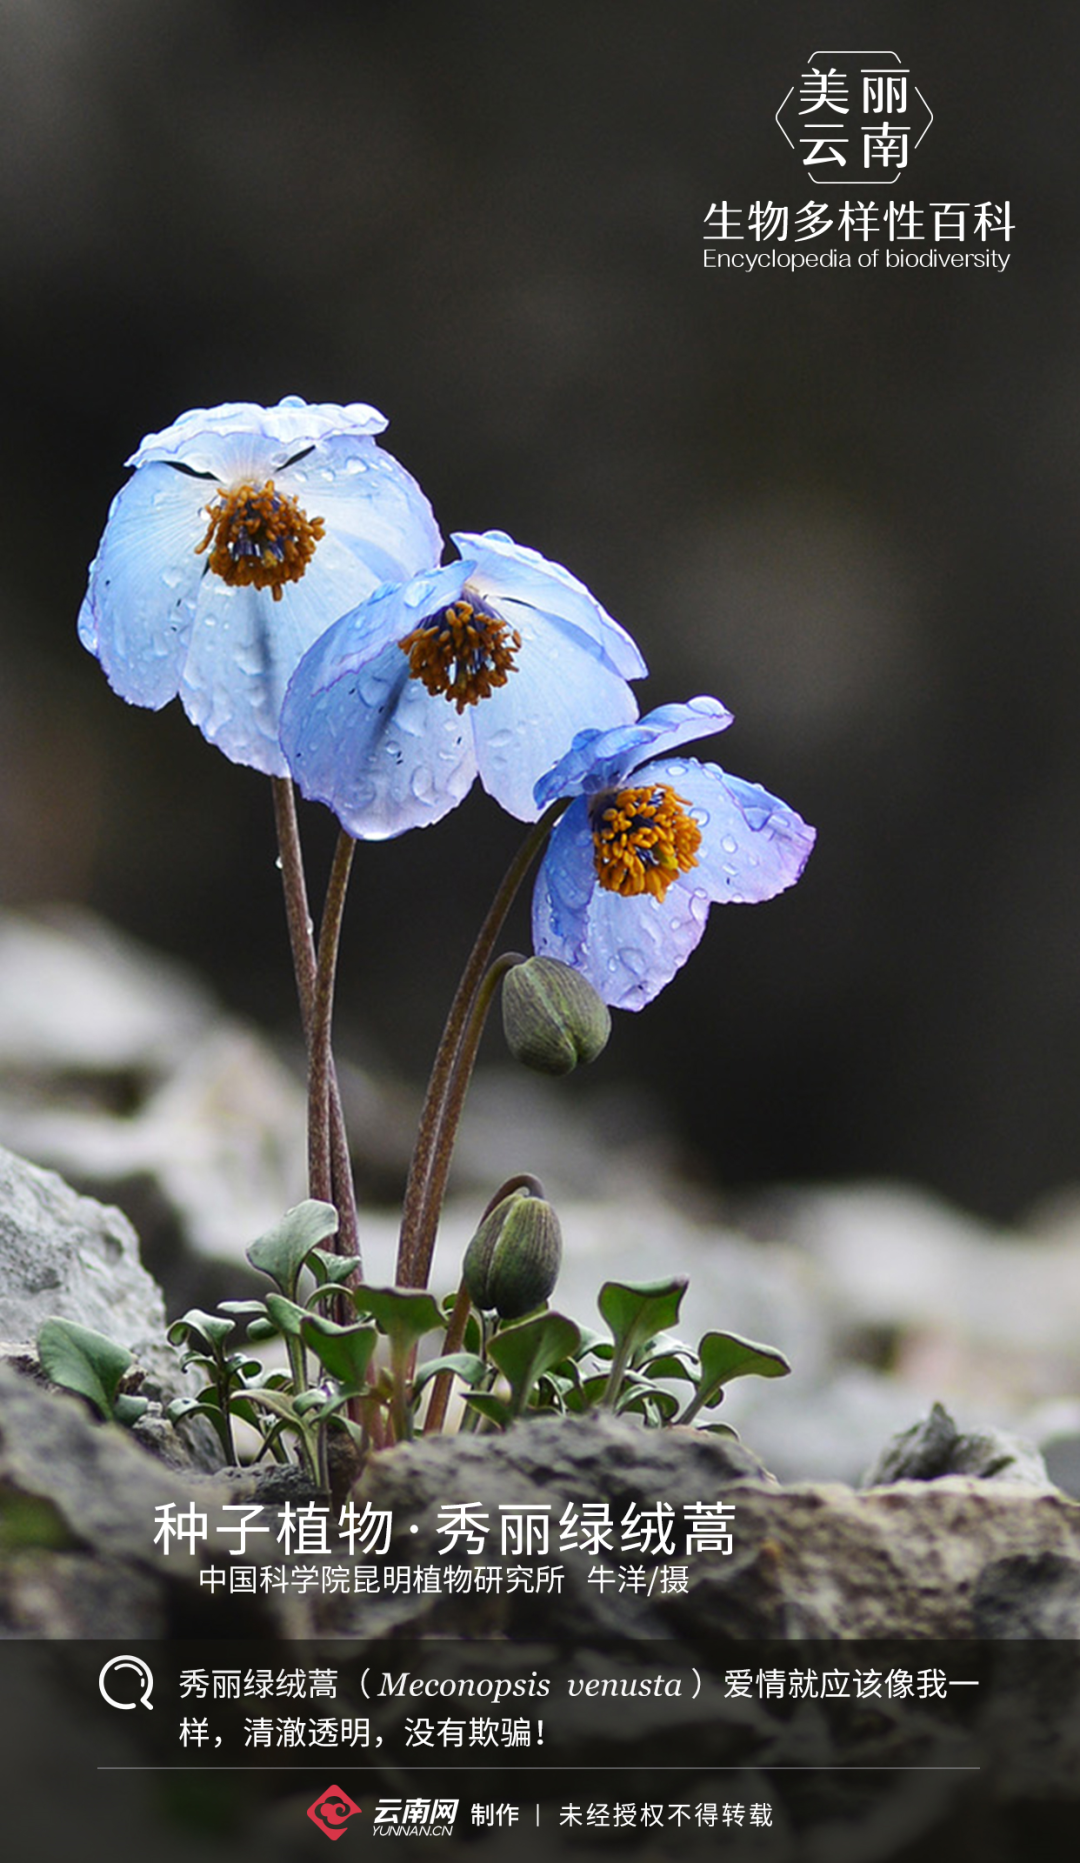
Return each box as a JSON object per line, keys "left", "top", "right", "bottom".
{"left": 460, "top": 1277, "right": 790, "bottom": 1432}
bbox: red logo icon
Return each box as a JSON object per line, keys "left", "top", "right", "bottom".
{"left": 307, "top": 1786, "right": 362, "bottom": 1840}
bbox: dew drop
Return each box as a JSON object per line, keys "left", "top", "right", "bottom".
{"left": 721, "top": 835, "right": 738, "bottom": 854}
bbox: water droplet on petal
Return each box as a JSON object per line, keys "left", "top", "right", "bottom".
{"left": 721, "top": 835, "right": 738, "bottom": 854}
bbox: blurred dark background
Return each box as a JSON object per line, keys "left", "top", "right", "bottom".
{"left": 1, "top": 0, "right": 1076, "bottom": 1223}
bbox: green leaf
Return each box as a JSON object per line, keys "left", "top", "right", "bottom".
{"left": 595, "top": 1278, "right": 687, "bottom": 1408}
{"left": 307, "top": 1247, "right": 358, "bottom": 1287}
{"left": 412, "top": 1352, "right": 487, "bottom": 1397}
{"left": 244, "top": 1318, "right": 279, "bottom": 1342}
{"left": 461, "top": 1392, "right": 514, "bottom": 1429}
{"left": 299, "top": 1315, "right": 378, "bottom": 1389}
{"left": 304, "top": 1282, "right": 346, "bottom": 1311}
{"left": 486, "top": 1310, "right": 582, "bottom": 1418}
{"left": 617, "top": 1382, "right": 680, "bottom": 1423}
{"left": 349, "top": 1286, "right": 445, "bottom": 1351}
{"left": 695, "top": 1330, "right": 791, "bottom": 1403}
{"left": 37, "top": 1319, "right": 133, "bottom": 1423}
{"left": 264, "top": 1294, "right": 308, "bottom": 1338}
{"left": 246, "top": 1200, "right": 339, "bottom": 1299}
{"left": 167, "top": 1309, "right": 236, "bottom": 1354}
{"left": 572, "top": 1325, "right": 611, "bottom": 1360}
{"left": 113, "top": 1393, "right": 151, "bottom": 1426}
{"left": 642, "top": 1351, "right": 699, "bottom": 1385}
{"left": 598, "top": 1279, "right": 688, "bottom": 1360}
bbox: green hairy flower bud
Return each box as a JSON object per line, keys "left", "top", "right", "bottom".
{"left": 462, "top": 1185, "right": 563, "bottom": 1319}
{"left": 502, "top": 956, "right": 611, "bottom": 1076}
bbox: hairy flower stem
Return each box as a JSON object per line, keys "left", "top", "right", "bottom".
{"left": 397, "top": 954, "right": 522, "bottom": 1421}
{"left": 308, "top": 830, "right": 355, "bottom": 1211}
{"left": 270, "top": 779, "right": 360, "bottom": 1266}
{"left": 422, "top": 1279, "right": 473, "bottom": 1436}
{"left": 396, "top": 800, "right": 568, "bottom": 1289}
{"left": 412, "top": 952, "right": 525, "bottom": 1282}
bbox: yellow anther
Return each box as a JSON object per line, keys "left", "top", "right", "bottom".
{"left": 195, "top": 480, "right": 325, "bottom": 601}
{"left": 398, "top": 598, "right": 521, "bottom": 712}
{"left": 591, "top": 784, "right": 702, "bottom": 901}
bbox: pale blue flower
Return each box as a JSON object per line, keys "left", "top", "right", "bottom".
{"left": 532, "top": 698, "right": 816, "bottom": 1009}
{"left": 279, "top": 530, "right": 647, "bottom": 838}
{"left": 78, "top": 396, "right": 441, "bottom": 776}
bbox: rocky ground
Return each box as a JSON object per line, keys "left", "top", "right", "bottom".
{"left": 2, "top": 908, "right": 1080, "bottom": 1855}
{"left": 2, "top": 903, "right": 1079, "bottom": 1495}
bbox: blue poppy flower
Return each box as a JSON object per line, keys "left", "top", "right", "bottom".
{"left": 531, "top": 697, "right": 816, "bottom": 1009}
{"left": 78, "top": 396, "right": 442, "bottom": 776}
{"left": 279, "top": 530, "right": 648, "bottom": 839}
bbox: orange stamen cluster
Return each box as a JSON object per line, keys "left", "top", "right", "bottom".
{"left": 591, "top": 783, "right": 702, "bottom": 900}
{"left": 399, "top": 598, "right": 522, "bottom": 713}
{"left": 195, "top": 480, "right": 325, "bottom": 602}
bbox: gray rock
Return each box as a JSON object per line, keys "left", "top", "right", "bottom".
{"left": 0, "top": 1362, "right": 301, "bottom": 1637}
{"left": 0, "top": 1143, "right": 170, "bottom": 1375}
{"left": 323, "top": 1411, "right": 1080, "bottom": 1643}
{"left": 863, "top": 1401, "right": 1054, "bottom": 1490}
{"left": 328, "top": 1411, "right": 771, "bottom": 1638}
{"left": 974, "top": 1551, "right": 1080, "bottom": 1637}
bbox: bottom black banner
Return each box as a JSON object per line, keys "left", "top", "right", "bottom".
{"left": 0, "top": 1638, "right": 1077, "bottom": 1859}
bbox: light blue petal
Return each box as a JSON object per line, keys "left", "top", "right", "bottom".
{"left": 470, "top": 612, "right": 640, "bottom": 821}
{"left": 531, "top": 802, "right": 710, "bottom": 1010}
{"left": 534, "top": 696, "right": 733, "bottom": 808}
{"left": 277, "top": 436, "right": 442, "bottom": 588}
{"left": 637, "top": 757, "right": 816, "bottom": 903}
{"left": 281, "top": 637, "right": 476, "bottom": 839}
{"left": 178, "top": 527, "right": 412, "bottom": 777}
{"left": 78, "top": 462, "right": 209, "bottom": 709}
{"left": 130, "top": 396, "right": 389, "bottom": 473}
{"left": 573, "top": 881, "right": 712, "bottom": 1010}
{"left": 453, "top": 530, "right": 648, "bottom": 681}
{"left": 530, "top": 798, "right": 597, "bottom": 965}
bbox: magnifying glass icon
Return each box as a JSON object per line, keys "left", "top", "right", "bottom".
{"left": 99, "top": 1655, "right": 154, "bottom": 1711}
